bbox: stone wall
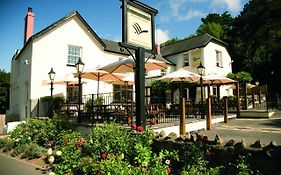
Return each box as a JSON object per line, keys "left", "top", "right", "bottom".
{"left": 153, "top": 131, "right": 281, "bottom": 175}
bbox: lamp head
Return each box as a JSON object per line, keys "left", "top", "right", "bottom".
{"left": 75, "top": 57, "right": 85, "bottom": 73}
{"left": 197, "top": 62, "right": 205, "bottom": 76}
{"left": 48, "top": 67, "right": 56, "bottom": 82}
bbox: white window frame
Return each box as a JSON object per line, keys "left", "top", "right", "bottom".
{"left": 183, "top": 53, "right": 190, "bottom": 67}
{"left": 216, "top": 50, "right": 223, "bottom": 67}
{"left": 67, "top": 45, "right": 82, "bottom": 65}
{"left": 161, "top": 69, "right": 167, "bottom": 76}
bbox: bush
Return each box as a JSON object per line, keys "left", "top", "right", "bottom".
{"left": 21, "top": 143, "right": 42, "bottom": 159}
{"left": 2, "top": 138, "right": 15, "bottom": 152}
{"left": 12, "top": 144, "right": 28, "bottom": 157}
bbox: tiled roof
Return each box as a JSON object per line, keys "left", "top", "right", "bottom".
{"left": 161, "top": 33, "right": 228, "bottom": 57}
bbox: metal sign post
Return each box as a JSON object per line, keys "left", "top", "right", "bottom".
{"left": 121, "top": 0, "right": 158, "bottom": 129}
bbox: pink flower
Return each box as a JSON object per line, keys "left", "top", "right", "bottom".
{"left": 131, "top": 124, "right": 137, "bottom": 130}
{"left": 137, "top": 126, "right": 144, "bottom": 132}
{"left": 101, "top": 153, "right": 107, "bottom": 159}
{"left": 75, "top": 141, "right": 81, "bottom": 148}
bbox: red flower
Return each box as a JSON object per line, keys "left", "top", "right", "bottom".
{"left": 137, "top": 126, "right": 144, "bottom": 132}
{"left": 150, "top": 119, "right": 156, "bottom": 125}
{"left": 101, "top": 153, "right": 107, "bottom": 159}
{"left": 75, "top": 141, "right": 81, "bottom": 148}
{"left": 131, "top": 124, "right": 137, "bottom": 130}
{"left": 167, "top": 167, "right": 171, "bottom": 174}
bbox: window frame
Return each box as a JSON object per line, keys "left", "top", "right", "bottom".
{"left": 67, "top": 45, "right": 82, "bottom": 66}
{"left": 183, "top": 53, "right": 190, "bottom": 67}
{"left": 215, "top": 50, "right": 223, "bottom": 68}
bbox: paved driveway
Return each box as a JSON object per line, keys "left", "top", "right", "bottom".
{"left": 0, "top": 154, "right": 44, "bottom": 175}
{"left": 199, "top": 110, "right": 281, "bottom": 145}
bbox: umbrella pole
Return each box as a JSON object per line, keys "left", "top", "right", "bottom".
{"left": 97, "top": 73, "right": 100, "bottom": 98}
{"left": 180, "top": 80, "right": 186, "bottom": 135}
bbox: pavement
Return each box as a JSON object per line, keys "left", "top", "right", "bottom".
{"left": 198, "top": 109, "right": 281, "bottom": 145}
{"left": 0, "top": 154, "right": 44, "bottom": 175}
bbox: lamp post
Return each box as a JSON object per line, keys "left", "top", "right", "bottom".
{"left": 48, "top": 67, "right": 56, "bottom": 118}
{"left": 75, "top": 57, "right": 85, "bottom": 123}
{"left": 197, "top": 62, "right": 205, "bottom": 119}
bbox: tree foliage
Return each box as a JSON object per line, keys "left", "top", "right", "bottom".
{"left": 0, "top": 69, "right": 10, "bottom": 114}
{"left": 196, "top": 22, "right": 224, "bottom": 39}
{"left": 197, "top": 12, "right": 234, "bottom": 41}
{"left": 230, "top": 0, "right": 281, "bottom": 91}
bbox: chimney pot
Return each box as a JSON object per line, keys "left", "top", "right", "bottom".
{"left": 28, "top": 7, "right": 32, "bottom": 12}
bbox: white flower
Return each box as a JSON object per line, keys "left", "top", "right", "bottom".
{"left": 15, "top": 138, "right": 20, "bottom": 142}
{"left": 55, "top": 151, "right": 62, "bottom": 156}
{"left": 48, "top": 155, "right": 55, "bottom": 164}
{"left": 47, "top": 148, "right": 52, "bottom": 156}
{"left": 49, "top": 172, "right": 55, "bottom": 175}
{"left": 165, "top": 159, "right": 170, "bottom": 165}
{"left": 28, "top": 136, "right": 31, "bottom": 140}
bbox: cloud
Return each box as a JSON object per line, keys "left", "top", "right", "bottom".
{"left": 169, "top": 0, "right": 206, "bottom": 21}
{"left": 211, "top": 0, "right": 242, "bottom": 13}
{"left": 155, "top": 28, "right": 170, "bottom": 44}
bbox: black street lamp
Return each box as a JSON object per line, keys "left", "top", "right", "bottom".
{"left": 48, "top": 67, "right": 56, "bottom": 118}
{"left": 75, "top": 57, "right": 85, "bottom": 123}
{"left": 197, "top": 62, "right": 205, "bottom": 119}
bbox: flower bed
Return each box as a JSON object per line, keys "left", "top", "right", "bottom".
{"left": 0, "top": 117, "right": 260, "bottom": 175}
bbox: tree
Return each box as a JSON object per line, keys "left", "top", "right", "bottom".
{"left": 197, "top": 12, "right": 234, "bottom": 41}
{"left": 160, "top": 38, "right": 180, "bottom": 47}
{"left": 230, "top": 0, "right": 281, "bottom": 92}
{"left": 196, "top": 22, "right": 224, "bottom": 39}
{"left": 0, "top": 69, "right": 10, "bottom": 114}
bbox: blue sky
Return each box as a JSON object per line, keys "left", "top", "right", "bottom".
{"left": 0, "top": 0, "right": 248, "bottom": 72}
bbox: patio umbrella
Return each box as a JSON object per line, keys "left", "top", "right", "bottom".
{"left": 74, "top": 67, "right": 124, "bottom": 95}
{"left": 99, "top": 57, "right": 167, "bottom": 73}
{"left": 158, "top": 67, "right": 200, "bottom": 135}
{"left": 158, "top": 67, "right": 200, "bottom": 82}
{"left": 105, "top": 73, "right": 135, "bottom": 85}
{"left": 202, "top": 73, "right": 236, "bottom": 85}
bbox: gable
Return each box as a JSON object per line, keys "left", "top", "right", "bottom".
{"left": 15, "top": 11, "right": 105, "bottom": 60}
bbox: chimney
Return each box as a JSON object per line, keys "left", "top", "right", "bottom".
{"left": 155, "top": 43, "right": 161, "bottom": 54}
{"left": 24, "top": 7, "right": 35, "bottom": 44}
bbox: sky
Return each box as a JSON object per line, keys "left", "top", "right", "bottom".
{"left": 0, "top": 0, "right": 249, "bottom": 72}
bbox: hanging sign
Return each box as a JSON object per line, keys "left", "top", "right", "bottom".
{"left": 122, "top": 0, "right": 157, "bottom": 51}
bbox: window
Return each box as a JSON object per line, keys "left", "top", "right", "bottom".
{"left": 161, "top": 69, "right": 167, "bottom": 76}
{"left": 67, "top": 84, "right": 80, "bottom": 103}
{"left": 183, "top": 53, "right": 189, "bottom": 66}
{"left": 67, "top": 46, "right": 81, "bottom": 65}
{"left": 216, "top": 50, "right": 223, "bottom": 67}
{"left": 113, "top": 84, "right": 133, "bottom": 102}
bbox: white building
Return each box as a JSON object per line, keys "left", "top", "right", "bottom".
{"left": 160, "top": 33, "right": 233, "bottom": 101}
{"left": 8, "top": 8, "right": 233, "bottom": 121}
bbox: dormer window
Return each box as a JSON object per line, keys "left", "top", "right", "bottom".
{"left": 183, "top": 53, "right": 189, "bottom": 66}
{"left": 216, "top": 50, "right": 223, "bottom": 67}
{"left": 67, "top": 46, "right": 82, "bottom": 65}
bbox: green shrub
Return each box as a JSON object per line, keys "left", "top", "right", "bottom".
{"left": 12, "top": 144, "right": 28, "bottom": 157}
{"left": 85, "top": 123, "right": 131, "bottom": 157}
{"left": 21, "top": 143, "right": 42, "bottom": 159}
{"left": 2, "top": 139, "right": 15, "bottom": 152}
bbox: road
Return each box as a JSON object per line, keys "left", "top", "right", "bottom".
{"left": 199, "top": 110, "right": 281, "bottom": 145}
{"left": 0, "top": 154, "right": 44, "bottom": 175}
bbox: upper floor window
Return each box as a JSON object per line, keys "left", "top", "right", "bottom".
{"left": 216, "top": 50, "right": 223, "bottom": 67}
{"left": 68, "top": 46, "right": 81, "bottom": 65}
{"left": 161, "top": 69, "right": 167, "bottom": 76}
{"left": 183, "top": 53, "right": 189, "bottom": 66}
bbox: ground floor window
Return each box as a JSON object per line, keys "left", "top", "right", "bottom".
{"left": 67, "top": 84, "right": 81, "bottom": 103}
{"left": 113, "top": 84, "right": 133, "bottom": 103}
